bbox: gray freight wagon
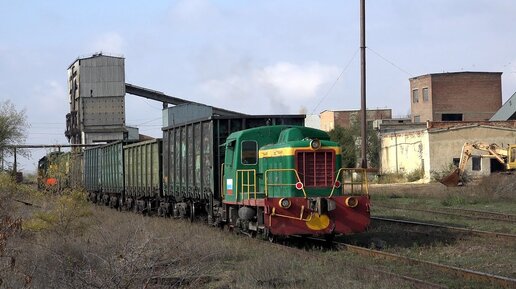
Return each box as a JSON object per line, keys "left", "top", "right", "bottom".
{"left": 160, "top": 103, "right": 304, "bottom": 219}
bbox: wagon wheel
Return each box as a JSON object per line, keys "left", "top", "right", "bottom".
{"left": 146, "top": 200, "right": 152, "bottom": 216}
{"left": 118, "top": 198, "right": 124, "bottom": 211}
{"left": 189, "top": 202, "right": 196, "bottom": 222}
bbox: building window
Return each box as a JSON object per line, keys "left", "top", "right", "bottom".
{"left": 412, "top": 89, "right": 419, "bottom": 103}
{"left": 414, "top": 115, "right": 421, "bottom": 123}
{"left": 241, "top": 141, "right": 257, "bottom": 165}
{"left": 452, "top": 158, "right": 460, "bottom": 167}
{"left": 423, "top": 88, "right": 429, "bottom": 102}
{"left": 442, "top": 113, "right": 463, "bottom": 121}
{"left": 472, "top": 156, "right": 481, "bottom": 171}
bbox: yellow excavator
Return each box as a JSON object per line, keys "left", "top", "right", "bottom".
{"left": 440, "top": 142, "right": 516, "bottom": 187}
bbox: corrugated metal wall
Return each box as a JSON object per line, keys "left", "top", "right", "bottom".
{"left": 124, "top": 139, "right": 162, "bottom": 198}
{"left": 84, "top": 148, "right": 100, "bottom": 192}
{"left": 100, "top": 141, "right": 124, "bottom": 194}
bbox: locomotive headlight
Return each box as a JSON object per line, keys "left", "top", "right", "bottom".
{"left": 344, "top": 196, "right": 359, "bottom": 208}
{"left": 310, "top": 138, "right": 321, "bottom": 150}
{"left": 279, "top": 198, "right": 291, "bottom": 209}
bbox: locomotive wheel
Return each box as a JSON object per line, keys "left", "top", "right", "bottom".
{"left": 264, "top": 228, "right": 275, "bottom": 243}
{"left": 324, "top": 233, "right": 335, "bottom": 245}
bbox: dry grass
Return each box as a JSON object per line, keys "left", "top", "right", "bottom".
{"left": 0, "top": 177, "right": 423, "bottom": 289}
{"left": 4, "top": 173, "right": 513, "bottom": 288}
{"left": 3, "top": 205, "right": 421, "bottom": 289}
{"left": 371, "top": 173, "right": 515, "bottom": 204}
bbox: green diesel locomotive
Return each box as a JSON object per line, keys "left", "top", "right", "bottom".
{"left": 219, "top": 125, "right": 370, "bottom": 239}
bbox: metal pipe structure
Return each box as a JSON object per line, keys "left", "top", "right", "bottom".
{"left": 6, "top": 144, "right": 100, "bottom": 149}
{"left": 6, "top": 144, "right": 100, "bottom": 174}
{"left": 360, "top": 0, "right": 368, "bottom": 169}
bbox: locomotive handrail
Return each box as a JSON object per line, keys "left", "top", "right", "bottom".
{"left": 235, "top": 169, "right": 257, "bottom": 201}
{"left": 270, "top": 206, "right": 313, "bottom": 222}
{"left": 329, "top": 168, "right": 369, "bottom": 198}
{"left": 264, "top": 169, "right": 307, "bottom": 199}
{"left": 220, "top": 163, "right": 225, "bottom": 200}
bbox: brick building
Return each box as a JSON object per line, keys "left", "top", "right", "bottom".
{"left": 319, "top": 109, "right": 392, "bottom": 131}
{"left": 410, "top": 72, "right": 502, "bottom": 123}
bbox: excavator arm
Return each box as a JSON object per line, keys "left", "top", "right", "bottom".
{"left": 440, "top": 142, "right": 514, "bottom": 187}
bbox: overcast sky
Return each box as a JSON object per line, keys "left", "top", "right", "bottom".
{"left": 1, "top": 0, "right": 515, "bottom": 172}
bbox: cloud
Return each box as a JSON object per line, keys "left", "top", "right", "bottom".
{"left": 256, "top": 62, "right": 339, "bottom": 101}
{"left": 199, "top": 61, "right": 339, "bottom": 113}
{"left": 88, "top": 32, "right": 124, "bottom": 55}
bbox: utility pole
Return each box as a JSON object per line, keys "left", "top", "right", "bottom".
{"left": 360, "top": 0, "right": 368, "bottom": 168}
{"left": 13, "top": 147, "right": 17, "bottom": 174}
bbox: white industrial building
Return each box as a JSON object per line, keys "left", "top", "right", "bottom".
{"left": 379, "top": 121, "right": 516, "bottom": 181}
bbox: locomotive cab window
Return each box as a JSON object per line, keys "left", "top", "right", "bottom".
{"left": 241, "top": 141, "right": 257, "bottom": 165}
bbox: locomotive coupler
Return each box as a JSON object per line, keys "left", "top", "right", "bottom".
{"left": 307, "top": 197, "right": 336, "bottom": 215}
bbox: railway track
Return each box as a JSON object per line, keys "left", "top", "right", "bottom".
{"left": 374, "top": 204, "right": 516, "bottom": 223}
{"left": 372, "top": 216, "right": 516, "bottom": 241}
{"left": 334, "top": 241, "right": 516, "bottom": 289}
{"left": 287, "top": 236, "right": 448, "bottom": 289}
{"left": 444, "top": 207, "right": 516, "bottom": 221}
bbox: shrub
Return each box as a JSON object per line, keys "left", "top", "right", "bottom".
{"left": 430, "top": 162, "right": 471, "bottom": 184}
{"left": 375, "top": 172, "right": 406, "bottom": 184}
{"left": 406, "top": 168, "right": 424, "bottom": 182}
{"left": 441, "top": 193, "right": 467, "bottom": 206}
{"left": 23, "top": 190, "right": 92, "bottom": 235}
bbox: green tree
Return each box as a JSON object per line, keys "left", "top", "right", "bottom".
{"left": 366, "top": 124, "right": 380, "bottom": 168}
{"left": 0, "top": 100, "right": 29, "bottom": 170}
{"left": 329, "top": 121, "right": 380, "bottom": 169}
{"left": 328, "top": 126, "right": 357, "bottom": 168}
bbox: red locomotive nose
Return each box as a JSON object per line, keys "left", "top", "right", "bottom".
{"left": 46, "top": 178, "right": 58, "bottom": 186}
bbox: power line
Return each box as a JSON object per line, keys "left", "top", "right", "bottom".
{"left": 311, "top": 49, "right": 359, "bottom": 115}
{"left": 142, "top": 98, "right": 163, "bottom": 110}
{"left": 367, "top": 46, "right": 413, "bottom": 77}
{"left": 135, "top": 117, "right": 162, "bottom": 126}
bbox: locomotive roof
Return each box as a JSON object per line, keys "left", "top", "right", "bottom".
{"left": 225, "top": 125, "right": 331, "bottom": 144}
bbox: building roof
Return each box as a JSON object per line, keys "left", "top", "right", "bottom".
{"left": 320, "top": 108, "right": 391, "bottom": 114}
{"left": 426, "top": 120, "right": 516, "bottom": 133}
{"left": 409, "top": 71, "right": 502, "bottom": 81}
{"left": 381, "top": 120, "right": 516, "bottom": 137}
{"left": 427, "top": 120, "right": 516, "bottom": 130}
{"left": 68, "top": 52, "right": 125, "bottom": 69}
{"left": 490, "top": 91, "right": 516, "bottom": 121}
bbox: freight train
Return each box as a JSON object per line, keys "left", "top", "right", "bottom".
{"left": 39, "top": 107, "right": 370, "bottom": 239}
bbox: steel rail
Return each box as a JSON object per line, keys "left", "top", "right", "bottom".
{"left": 372, "top": 216, "right": 516, "bottom": 240}
{"left": 360, "top": 267, "right": 448, "bottom": 289}
{"left": 335, "top": 241, "right": 516, "bottom": 289}
{"left": 293, "top": 236, "right": 447, "bottom": 289}
{"left": 443, "top": 207, "right": 516, "bottom": 220}
{"left": 374, "top": 204, "right": 515, "bottom": 223}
